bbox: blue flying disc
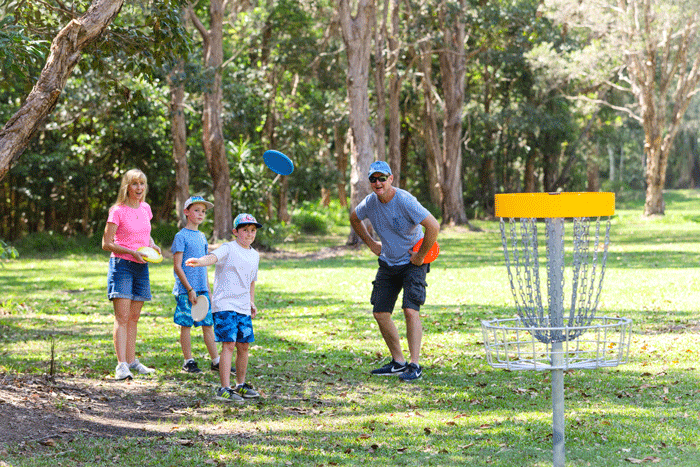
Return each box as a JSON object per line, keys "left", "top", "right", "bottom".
{"left": 263, "top": 149, "right": 294, "bottom": 176}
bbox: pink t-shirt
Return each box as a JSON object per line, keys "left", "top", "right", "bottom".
{"left": 107, "top": 202, "right": 153, "bottom": 262}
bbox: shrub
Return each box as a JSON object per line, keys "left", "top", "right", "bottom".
{"left": 13, "top": 231, "right": 90, "bottom": 255}
{"left": 151, "top": 222, "right": 180, "bottom": 248}
{"left": 294, "top": 211, "right": 328, "bottom": 235}
{"left": 0, "top": 239, "right": 19, "bottom": 260}
{"left": 254, "top": 221, "right": 300, "bottom": 250}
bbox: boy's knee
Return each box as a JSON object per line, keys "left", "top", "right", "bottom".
{"left": 236, "top": 342, "right": 249, "bottom": 351}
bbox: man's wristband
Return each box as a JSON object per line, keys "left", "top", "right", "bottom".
{"left": 187, "top": 288, "right": 194, "bottom": 293}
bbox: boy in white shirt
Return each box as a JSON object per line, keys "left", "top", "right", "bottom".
{"left": 185, "top": 213, "right": 262, "bottom": 403}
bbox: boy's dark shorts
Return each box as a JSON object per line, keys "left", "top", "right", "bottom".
{"left": 370, "top": 259, "right": 429, "bottom": 313}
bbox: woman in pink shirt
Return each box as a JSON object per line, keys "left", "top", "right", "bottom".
{"left": 102, "top": 169, "right": 162, "bottom": 380}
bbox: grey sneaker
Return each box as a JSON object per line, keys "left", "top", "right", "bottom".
{"left": 215, "top": 387, "right": 244, "bottom": 404}
{"left": 115, "top": 362, "right": 133, "bottom": 381}
{"left": 233, "top": 383, "right": 260, "bottom": 399}
{"left": 399, "top": 363, "right": 423, "bottom": 382}
{"left": 183, "top": 360, "right": 202, "bottom": 373}
{"left": 211, "top": 361, "right": 235, "bottom": 375}
{"left": 129, "top": 359, "right": 155, "bottom": 375}
{"left": 370, "top": 359, "right": 408, "bottom": 376}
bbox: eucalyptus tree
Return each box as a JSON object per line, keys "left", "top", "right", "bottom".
{"left": 0, "top": 0, "right": 125, "bottom": 181}
{"left": 168, "top": 58, "right": 190, "bottom": 228}
{"left": 540, "top": 0, "right": 700, "bottom": 216}
{"left": 339, "top": 0, "right": 375, "bottom": 244}
{"left": 0, "top": 0, "right": 192, "bottom": 239}
{"left": 412, "top": 0, "right": 487, "bottom": 225}
{"left": 214, "top": 0, "right": 344, "bottom": 223}
{"left": 189, "top": 0, "right": 245, "bottom": 241}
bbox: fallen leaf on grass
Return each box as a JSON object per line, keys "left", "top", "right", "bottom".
{"left": 624, "top": 456, "right": 661, "bottom": 463}
{"left": 357, "top": 433, "right": 371, "bottom": 440}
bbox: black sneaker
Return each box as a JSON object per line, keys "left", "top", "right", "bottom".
{"left": 211, "top": 361, "right": 236, "bottom": 375}
{"left": 183, "top": 360, "right": 202, "bottom": 373}
{"left": 399, "top": 363, "right": 423, "bottom": 382}
{"left": 215, "top": 387, "right": 244, "bottom": 404}
{"left": 233, "top": 382, "right": 260, "bottom": 399}
{"left": 370, "top": 359, "right": 408, "bottom": 376}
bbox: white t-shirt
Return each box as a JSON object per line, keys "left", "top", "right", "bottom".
{"left": 211, "top": 241, "right": 259, "bottom": 315}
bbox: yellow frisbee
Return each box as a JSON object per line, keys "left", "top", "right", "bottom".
{"left": 137, "top": 246, "right": 163, "bottom": 263}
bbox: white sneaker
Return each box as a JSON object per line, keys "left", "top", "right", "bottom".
{"left": 129, "top": 359, "right": 155, "bottom": 375}
{"left": 115, "top": 362, "right": 134, "bottom": 380}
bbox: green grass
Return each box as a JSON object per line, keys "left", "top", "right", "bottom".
{"left": 1, "top": 189, "right": 700, "bottom": 466}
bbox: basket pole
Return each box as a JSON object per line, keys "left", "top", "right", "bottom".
{"left": 547, "top": 218, "right": 566, "bottom": 467}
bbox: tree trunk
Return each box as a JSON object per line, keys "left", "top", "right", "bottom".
{"left": 479, "top": 157, "right": 496, "bottom": 213}
{"left": 524, "top": 151, "right": 537, "bottom": 193}
{"left": 278, "top": 176, "right": 291, "bottom": 222}
{"left": 191, "top": 1, "right": 233, "bottom": 241}
{"left": 419, "top": 44, "right": 443, "bottom": 208}
{"left": 339, "top": 0, "right": 375, "bottom": 245}
{"left": 334, "top": 123, "right": 348, "bottom": 207}
{"left": 168, "top": 62, "right": 190, "bottom": 229}
{"left": 0, "top": 0, "right": 125, "bottom": 181}
{"left": 374, "top": 0, "right": 388, "bottom": 163}
{"left": 643, "top": 133, "right": 668, "bottom": 216}
{"left": 386, "top": 0, "right": 402, "bottom": 185}
{"left": 437, "top": 2, "right": 468, "bottom": 225}
{"left": 587, "top": 145, "right": 600, "bottom": 192}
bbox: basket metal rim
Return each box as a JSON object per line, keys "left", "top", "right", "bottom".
{"left": 481, "top": 316, "right": 632, "bottom": 332}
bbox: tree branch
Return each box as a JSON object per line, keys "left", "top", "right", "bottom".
{"left": 0, "top": 0, "right": 125, "bottom": 181}
{"left": 567, "top": 94, "right": 643, "bottom": 124}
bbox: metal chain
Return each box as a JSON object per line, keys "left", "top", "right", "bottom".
{"left": 589, "top": 217, "right": 611, "bottom": 314}
{"left": 498, "top": 215, "right": 611, "bottom": 345}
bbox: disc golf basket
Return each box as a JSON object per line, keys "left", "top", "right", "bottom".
{"left": 481, "top": 192, "right": 632, "bottom": 467}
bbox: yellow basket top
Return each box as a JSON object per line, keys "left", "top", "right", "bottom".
{"left": 495, "top": 192, "right": 615, "bottom": 218}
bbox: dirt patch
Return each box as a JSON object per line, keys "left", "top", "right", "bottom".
{"left": 259, "top": 244, "right": 361, "bottom": 261}
{"left": 0, "top": 373, "right": 201, "bottom": 447}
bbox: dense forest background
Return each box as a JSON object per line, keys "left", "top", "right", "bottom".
{"left": 1, "top": 0, "right": 699, "bottom": 246}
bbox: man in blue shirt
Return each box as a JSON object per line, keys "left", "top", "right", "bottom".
{"left": 350, "top": 161, "right": 440, "bottom": 381}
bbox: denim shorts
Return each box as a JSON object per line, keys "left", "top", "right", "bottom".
{"left": 107, "top": 257, "right": 151, "bottom": 301}
{"left": 174, "top": 291, "right": 213, "bottom": 327}
{"left": 213, "top": 310, "right": 255, "bottom": 343}
{"left": 370, "top": 259, "right": 429, "bottom": 313}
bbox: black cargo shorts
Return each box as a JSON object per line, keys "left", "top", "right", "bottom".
{"left": 370, "top": 259, "right": 429, "bottom": 313}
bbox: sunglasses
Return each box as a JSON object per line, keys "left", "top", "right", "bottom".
{"left": 369, "top": 175, "right": 388, "bottom": 183}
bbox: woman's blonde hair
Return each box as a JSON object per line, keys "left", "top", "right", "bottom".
{"left": 113, "top": 169, "right": 148, "bottom": 208}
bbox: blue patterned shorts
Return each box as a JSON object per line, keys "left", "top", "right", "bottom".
{"left": 213, "top": 310, "right": 255, "bottom": 343}
{"left": 173, "top": 291, "right": 213, "bottom": 327}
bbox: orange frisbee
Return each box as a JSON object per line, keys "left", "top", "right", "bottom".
{"left": 413, "top": 238, "right": 440, "bottom": 263}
